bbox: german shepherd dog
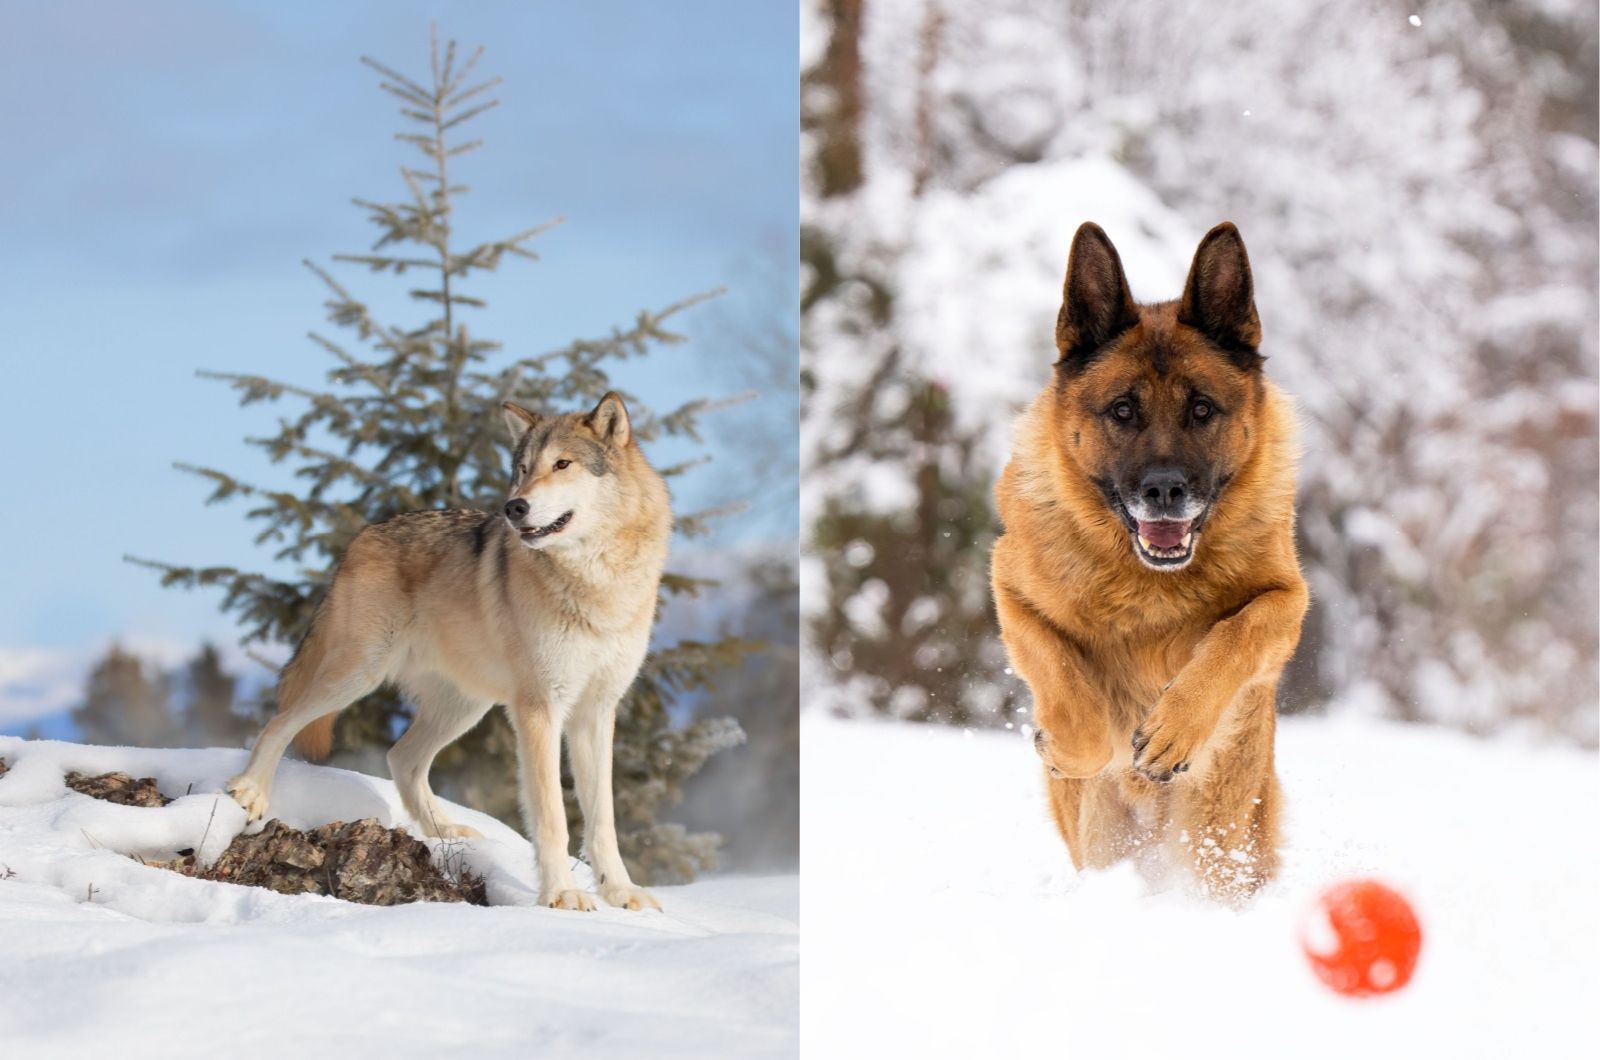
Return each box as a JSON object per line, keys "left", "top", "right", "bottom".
{"left": 991, "top": 223, "right": 1308, "bottom": 900}
{"left": 226, "top": 393, "right": 669, "bottom": 911}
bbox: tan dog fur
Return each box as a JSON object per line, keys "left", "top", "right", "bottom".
{"left": 991, "top": 223, "right": 1308, "bottom": 901}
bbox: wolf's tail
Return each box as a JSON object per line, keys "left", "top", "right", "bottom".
{"left": 293, "top": 716, "right": 335, "bottom": 761}
{"left": 278, "top": 615, "right": 337, "bottom": 762}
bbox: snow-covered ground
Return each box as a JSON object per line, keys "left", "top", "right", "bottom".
{"left": 801, "top": 713, "right": 1598, "bottom": 1057}
{"left": 0, "top": 736, "right": 797, "bottom": 1058}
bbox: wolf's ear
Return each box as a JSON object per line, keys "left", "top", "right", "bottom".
{"left": 587, "top": 391, "right": 632, "bottom": 448}
{"left": 502, "top": 401, "right": 541, "bottom": 439}
{"left": 1055, "top": 222, "right": 1139, "bottom": 368}
{"left": 1179, "top": 222, "right": 1262, "bottom": 368}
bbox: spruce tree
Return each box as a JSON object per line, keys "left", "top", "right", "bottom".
{"left": 71, "top": 645, "right": 178, "bottom": 749}
{"left": 131, "top": 32, "right": 749, "bottom": 884}
{"left": 182, "top": 643, "right": 254, "bottom": 749}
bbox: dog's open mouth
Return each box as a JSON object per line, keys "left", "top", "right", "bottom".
{"left": 1133, "top": 519, "right": 1195, "bottom": 569}
{"left": 519, "top": 510, "right": 573, "bottom": 541}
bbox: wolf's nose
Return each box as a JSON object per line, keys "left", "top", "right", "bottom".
{"left": 504, "top": 498, "right": 529, "bottom": 522}
{"left": 1140, "top": 468, "right": 1187, "bottom": 510}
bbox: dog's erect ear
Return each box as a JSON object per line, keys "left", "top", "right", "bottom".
{"left": 587, "top": 391, "right": 632, "bottom": 448}
{"left": 1178, "top": 222, "right": 1262, "bottom": 368}
{"left": 502, "top": 401, "right": 541, "bottom": 439}
{"left": 1055, "top": 222, "right": 1139, "bottom": 368}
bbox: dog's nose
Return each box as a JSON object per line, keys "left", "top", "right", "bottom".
{"left": 504, "top": 498, "right": 529, "bottom": 522}
{"left": 1139, "top": 468, "right": 1187, "bottom": 512}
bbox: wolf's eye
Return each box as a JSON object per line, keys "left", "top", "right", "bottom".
{"left": 554, "top": 459, "right": 572, "bottom": 471}
{"left": 1111, "top": 400, "right": 1135, "bottom": 423}
{"left": 517, "top": 463, "right": 528, "bottom": 476}
{"left": 1192, "top": 400, "right": 1213, "bottom": 422}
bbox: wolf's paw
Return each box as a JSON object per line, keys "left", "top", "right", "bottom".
{"left": 600, "top": 882, "right": 661, "bottom": 912}
{"left": 542, "top": 888, "right": 598, "bottom": 912}
{"left": 431, "top": 823, "right": 483, "bottom": 840}
{"left": 1033, "top": 726, "right": 1111, "bottom": 780}
{"left": 417, "top": 814, "right": 482, "bottom": 840}
{"left": 1131, "top": 716, "right": 1197, "bottom": 785}
{"left": 225, "top": 774, "right": 269, "bottom": 821}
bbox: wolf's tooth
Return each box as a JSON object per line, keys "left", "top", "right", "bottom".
{"left": 1138, "top": 534, "right": 1152, "bottom": 551}
{"left": 1181, "top": 532, "right": 1193, "bottom": 548}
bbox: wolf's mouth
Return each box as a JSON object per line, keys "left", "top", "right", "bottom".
{"left": 1132, "top": 519, "right": 1195, "bottom": 569}
{"left": 518, "top": 510, "right": 573, "bottom": 541}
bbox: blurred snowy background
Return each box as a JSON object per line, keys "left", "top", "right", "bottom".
{"left": 801, "top": 0, "right": 1598, "bottom": 746}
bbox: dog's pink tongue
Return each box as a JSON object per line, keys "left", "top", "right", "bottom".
{"left": 1138, "top": 520, "right": 1191, "bottom": 549}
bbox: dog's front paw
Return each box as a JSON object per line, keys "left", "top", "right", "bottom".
{"left": 1033, "top": 725, "right": 1112, "bottom": 779}
{"left": 600, "top": 882, "right": 661, "bottom": 912}
{"left": 542, "top": 888, "right": 598, "bottom": 912}
{"left": 225, "top": 774, "right": 269, "bottom": 822}
{"left": 1130, "top": 714, "right": 1197, "bottom": 784}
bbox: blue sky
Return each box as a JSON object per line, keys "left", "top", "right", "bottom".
{"left": 0, "top": 0, "right": 797, "bottom": 676}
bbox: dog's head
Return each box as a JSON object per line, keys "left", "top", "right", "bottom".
{"left": 500, "top": 392, "right": 633, "bottom": 551}
{"left": 1050, "top": 222, "right": 1265, "bottom": 572}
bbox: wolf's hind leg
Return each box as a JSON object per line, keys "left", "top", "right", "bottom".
{"left": 389, "top": 675, "right": 492, "bottom": 839}
{"left": 227, "top": 634, "right": 384, "bottom": 822}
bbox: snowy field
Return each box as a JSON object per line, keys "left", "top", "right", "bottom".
{"left": 0, "top": 736, "right": 797, "bottom": 1058}
{"left": 801, "top": 713, "right": 1598, "bottom": 1057}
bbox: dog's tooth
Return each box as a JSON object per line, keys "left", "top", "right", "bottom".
{"left": 1181, "top": 532, "right": 1193, "bottom": 549}
{"left": 1138, "top": 534, "right": 1152, "bottom": 551}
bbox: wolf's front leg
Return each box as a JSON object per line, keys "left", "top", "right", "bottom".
{"left": 568, "top": 688, "right": 659, "bottom": 912}
{"left": 509, "top": 703, "right": 594, "bottom": 911}
{"left": 1132, "top": 584, "right": 1307, "bottom": 783}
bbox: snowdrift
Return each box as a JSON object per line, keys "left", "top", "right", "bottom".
{"left": 0, "top": 736, "right": 797, "bottom": 1058}
{"left": 801, "top": 713, "right": 1598, "bottom": 1057}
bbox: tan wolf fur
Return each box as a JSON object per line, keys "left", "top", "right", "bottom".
{"left": 991, "top": 222, "right": 1308, "bottom": 901}
{"left": 226, "top": 392, "right": 669, "bottom": 912}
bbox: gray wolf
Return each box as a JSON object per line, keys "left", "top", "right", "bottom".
{"left": 226, "top": 392, "right": 669, "bottom": 911}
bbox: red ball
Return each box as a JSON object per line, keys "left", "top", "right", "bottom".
{"left": 1300, "top": 879, "right": 1423, "bottom": 997}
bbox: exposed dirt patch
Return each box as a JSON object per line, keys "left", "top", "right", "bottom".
{"left": 59, "top": 770, "right": 486, "bottom": 906}
{"left": 158, "top": 818, "right": 488, "bottom": 907}
{"left": 0, "top": 758, "right": 8, "bottom": 778}
{"left": 66, "top": 771, "right": 172, "bottom": 807}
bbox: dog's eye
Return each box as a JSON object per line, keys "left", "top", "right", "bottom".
{"left": 554, "top": 459, "right": 571, "bottom": 471}
{"left": 1192, "top": 400, "right": 1213, "bottom": 422}
{"left": 1111, "top": 400, "right": 1135, "bottom": 423}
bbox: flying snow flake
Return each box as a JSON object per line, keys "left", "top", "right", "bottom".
{"left": 1408, "top": 14, "right": 1421, "bottom": 27}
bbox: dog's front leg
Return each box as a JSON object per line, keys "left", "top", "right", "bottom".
{"left": 994, "top": 581, "right": 1113, "bottom": 779}
{"left": 509, "top": 702, "right": 594, "bottom": 911}
{"left": 1131, "top": 584, "right": 1307, "bottom": 783}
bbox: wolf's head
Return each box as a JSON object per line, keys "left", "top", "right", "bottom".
{"left": 499, "top": 392, "right": 635, "bottom": 551}
{"left": 1050, "top": 222, "right": 1266, "bottom": 572}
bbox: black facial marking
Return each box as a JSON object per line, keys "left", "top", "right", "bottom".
{"left": 1151, "top": 342, "right": 1170, "bottom": 377}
